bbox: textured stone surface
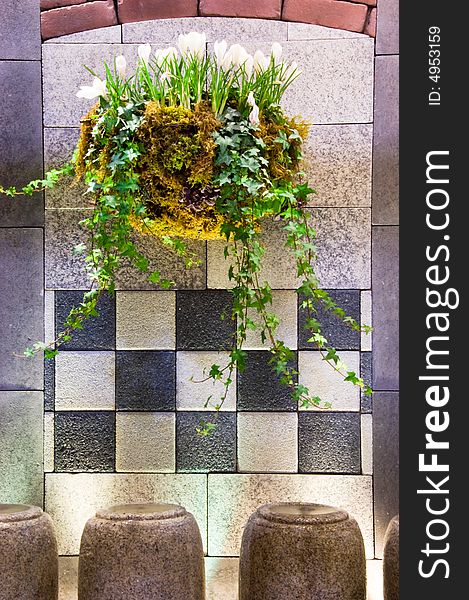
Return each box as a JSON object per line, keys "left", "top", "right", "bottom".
{"left": 239, "top": 503, "right": 366, "bottom": 600}
{"left": 0, "top": 229, "right": 43, "bottom": 389}
{"left": 55, "top": 351, "right": 115, "bottom": 410}
{"left": 117, "top": 0, "right": 198, "bottom": 23}
{"left": 237, "top": 413, "right": 298, "bottom": 472}
{"left": 44, "top": 24, "right": 121, "bottom": 43}
{"left": 1, "top": 0, "right": 41, "bottom": 59}
{"left": 200, "top": 0, "right": 281, "bottom": 19}
{"left": 177, "top": 412, "right": 237, "bottom": 472}
{"left": 78, "top": 504, "right": 204, "bottom": 600}
{"left": 283, "top": 0, "right": 368, "bottom": 33}
{"left": 360, "top": 352, "right": 372, "bottom": 412}
{"left": 208, "top": 473, "right": 373, "bottom": 557}
{"left": 55, "top": 412, "right": 115, "bottom": 472}
{"left": 176, "top": 352, "right": 236, "bottom": 411}
{"left": 0, "top": 506, "right": 58, "bottom": 600}
{"left": 41, "top": 1, "right": 118, "bottom": 40}
{"left": 237, "top": 351, "right": 297, "bottom": 412}
{"left": 304, "top": 124, "right": 372, "bottom": 208}
{"left": 361, "top": 291, "right": 372, "bottom": 351}
{"left": 298, "top": 412, "right": 361, "bottom": 473}
{"left": 361, "top": 414, "right": 373, "bottom": 474}
{"left": 45, "top": 359, "right": 55, "bottom": 411}
{"left": 383, "top": 515, "right": 399, "bottom": 600}
{"left": 287, "top": 22, "right": 366, "bottom": 40}
{"left": 116, "top": 412, "right": 175, "bottom": 472}
{"left": 376, "top": 0, "right": 398, "bottom": 55}
{"left": 372, "top": 227, "right": 398, "bottom": 390}
{"left": 244, "top": 290, "right": 297, "bottom": 350}
{"left": 116, "top": 291, "right": 175, "bottom": 350}
{"left": 0, "top": 61, "right": 43, "bottom": 226}
{"left": 45, "top": 473, "right": 207, "bottom": 554}
{"left": 298, "top": 351, "right": 360, "bottom": 411}
{"left": 45, "top": 290, "right": 55, "bottom": 345}
{"left": 205, "top": 558, "right": 239, "bottom": 600}
{"left": 44, "top": 412, "right": 55, "bottom": 473}
{"left": 59, "top": 556, "right": 78, "bottom": 600}
{"left": 0, "top": 392, "right": 43, "bottom": 506}
{"left": 373, "top": 56, "right": 399, "bottom": 225}
{"left": 116, "top": 351, "right": 175, "bottom": 411}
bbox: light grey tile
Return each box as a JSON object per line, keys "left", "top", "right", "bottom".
{"left": 244, "top": 290, "right": 297, "bottom": 350}
{"left": 59, "top": 556, "right": 78, "bottom": 600}
{"left": 116, "top": 291, "right": 176, "bottom": 349}
{"left": 0, "top": 391, "right": 43, "bottom": 506}
{"left": 237, "top": 413, "right": 298, "bottom": 472}
{"left": 206, "top": 558, "right": 239, "bottom": 600}
{"left": 361, "top": 291, "right": 372, "bottom": 351}
{"left": 116, "top": 412, "right": 175, "bottom": 472}
{"left": 288, "top": 22, "right": 367, "bottom": 40}
{"left": 208, "top": 473, "right": 373, "bottom": 557}
{"left": 177, "top": 351, "right": 236, "bottom": 411}
{"left": 44, "top": 290, "right": 55, "bottom": 344}
{"left": 376, "top": 0, "right": 398, "bottom": 55}
{"left": 361, "top": 414, "right": 373, "bottom": 475}
{"left": 44, "top": 412, "right": 55, "bottom": 473}
{"left": 1, "top": 0, "right": 40, "bottom": 60}
{"left": 298, "top": 351, "right": 360, "bottom": 411}
{"left": 45, "top": 25, "right": 122, "bottom": 44}
{"left": 55, "top": 351, "right": 115, "bottom": 410}
{"left": 45, "top": 473, "right": 208, "bottom": 554}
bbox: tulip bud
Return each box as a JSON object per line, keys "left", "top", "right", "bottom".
{"left": 115, "top": 55, "right": 126, "bottom": 78}
{"left": 138, "top": 44, "right": 152, "bottom": 65}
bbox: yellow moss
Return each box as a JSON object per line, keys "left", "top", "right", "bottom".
{"left": 75, "top": 104, "right": 99, "bottom": 179}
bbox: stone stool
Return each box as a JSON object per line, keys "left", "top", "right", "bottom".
{"left": 239, "top": 502, "right": 366, "bottom": 600}
{"left": 78, "top": 502, "right": 205, "bottom": 600}
{"left": 0, "top": 504, "right": 58, "bottom": 600}
{"left": 383, "top": 515, "right": 399, "bottom": 600}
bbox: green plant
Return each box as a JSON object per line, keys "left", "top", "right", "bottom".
{"left": 1, "top": 34, "right": 372, "bottom": 431}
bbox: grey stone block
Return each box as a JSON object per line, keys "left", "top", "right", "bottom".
{"left": 0, "top": 391, "right": 43, "bottom": 506}
{"left": 0, "top": 228, "right": 43, "bottom": 389}
{"left": 44, "top": 25, "right": 122, "bottom": 44}
{"left": 376, "top": 0, "right": 399, "bottom": 56}
{"left": 287, "top": 22, "right": 366, "bottom": 40}
{"left": 0, "top": 61, "right": 43, "bottom": 226}
{"left": 0, "top": 0, "right": 41, "bottom": 60}
{"left": 373, "top": 56, "right": 399, "bottom": 225}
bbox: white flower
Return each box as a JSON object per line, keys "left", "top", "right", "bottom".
{"left": 244, "top": 55, "right": 254, "bottom": 78}
{"left": 178, "top": 32, "right": 206, "bottom": 59}
{"left": 253, "top": 50, "right": 269, "bottom": 73}
{"left": 138, "top": 43, "right": 152, "bottom": 65}
{"left": 224, "top": 44, "right": 251, "bottom": 69}
{"left": 214, "top": 39, "right": 228, "bottom": 68}
{"left": 271, "top": 42, "right": 283, "bottom": 61}
{"left": 155, "top": 46, "right": 178, "bottom": 66}
{"left": 115, "top": 55, "right": 126, "bottom": 78}
{"left": 247, "top": 91, "right": 260, "bottom": 125}
{"left": 76, "top": 76, "right": 107, "bottom": 100}
{"left": 160, "top": 71, "right": 173, "bottom": 83}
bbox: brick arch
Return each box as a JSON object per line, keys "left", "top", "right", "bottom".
{"left": 40, "top": 0, "right": 377, "bottom": 41}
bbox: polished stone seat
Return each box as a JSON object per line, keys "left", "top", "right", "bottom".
{"left": 0, "top": 504, "right": 58, "bottom": 600}
{"left": 78, "top": 502, "right": 205, "bottom": 600}
{"left": 239, "top": 502, "right": 366, "bottom": 600}
{"left": 383, "top": 514, "right": 399, "bottom": 600}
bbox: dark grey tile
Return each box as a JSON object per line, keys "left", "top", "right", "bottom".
{"left": 373, "top": 55, "right": 399, "bottom": 225}
{"left": 298, "top": 290, "right": 360, "bottom": 350}
{"left": 176, "top": 412, "right": 236, "bottom": 473}
{"left": 116, "top": 351, "right": 175, "bottom": 411}
{"left": 298, "top": 412, "right": 360, "bottom": 474}
{"left": 0, "top": 61, "right": 43, "bottom": 226}
{"left": 376, "top": 0, "right": 399, "bottom": 56}
{"left": 372, "top": 227, "right": 399, "bottom": 390}
{"left": 55, "top": 291, "right": 116, "bottom": 350}
{"left": 0, "top": 229, "right": 43, "bottom": 390}
{"left": 55, "top": 412, "right": 115, "bottom": 472}
{"left": 44, "top": 358, "right": 55, "bottom": 411}
{"left": 176, "top": 290, "right": 235, "bottom": 350}
{"left": 373, "top": 392, "right": 399, "bottom": 556}
{"left": 0, "top": 1, "right": 40, "bottom": 60}
{"left": 237, "top": 351, "right": 297, "bottom": 411}
{"left": 360, "top": 352, "right": 372, "bottom": 413}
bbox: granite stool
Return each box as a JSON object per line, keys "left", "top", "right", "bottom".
{"left": 239, "top": 502, "right": 366, "bottom": 600}
{"left": 383, "top": 515, "right": 399, "bottom": 600}
{"left": 0, "top": 504, "right": 58, "bottom": 600}
{"left": 78, "top": 502, "right": 205, "bottom": 600}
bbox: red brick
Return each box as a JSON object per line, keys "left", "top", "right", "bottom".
{"left": 200, "top": 0, "right": 282, "bottom": 19}
{"left": 41, "top": 1, "right": 117, "bottom": 40}
{"left": 283, "top": 0, "right": 368, "bottom": 33}
{"left": 41, "top": 0, "right": 86, "bottom": 11}
{"left": 117, "top": 0, "right": 198, "bottom": 24}
{"left": 364, "top": 7, "right": 376, "bottom": 37}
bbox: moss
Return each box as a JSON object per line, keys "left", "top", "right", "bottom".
{"left": 75, "top": 104, "right": 99, "bottom": 179}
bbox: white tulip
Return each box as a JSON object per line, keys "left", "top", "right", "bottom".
{"left": 253, "top": 50, "right": 269, "bottom": 73}
{"left": 244, "top": 55, "right": 254, "bottom": 78}
{"left": 214, "top": 39, "right": 228, "bottom": 68}
{"left": 178, "top": 32, "right": 206, "bottom": 59}
{"left": 271, "top": 42, "right": 283, "bottom": 61}
{"left": 138, "top": 43, "right": 152, "bottom": 65}
{"left": 115, "top": 55, "right": 126, "bottom": 78}
{"left": 76, "top": 76, "right": 107, "bottom": 100}
{"left": 155, "top": 46, "right": 178, "bottom": 66}
{"left": 247, "top": 91, "right": 260, "bottom": 125}
{"left": 225, "top": 44, "right": 250, "bottom": 69}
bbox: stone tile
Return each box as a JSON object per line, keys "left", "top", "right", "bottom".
{"left": 44, "top": 25, "right": 122, "bottom": 43}
{"left": 298, "top": 289, "right": 360, "bottom": 350}
{"left": 176, "top": 412, "right": 237, "bottom": 473}
{"left": 116, "top": 412, "right": 175, "bottom": 472}
{"left": 0, "top": 61, "right": 43, "bottom": 226}
{"left": 244, "top": 290, "right": 297, "bottom": 350}
{"left": 1, "top": 0, "right": 40, "bottom": 60}
{"left": 55, "top": 351, "right": 115, "bottom": 410}
{"left": 361, "top": 291, "right": 372, "bottom": 351}
{"left": 45, "top": 473, "right": 208, "bottom": 554}
{"left": 237, "top": 412, "right": 298, "bottom": 472}
{"left": 176, "top": 351, "right": 236, "bottom": 411}
{"left": 59, "top": 556, "right": 78, "bottom": 600}
{"left": 373, "top": 392, "right": 399, "bottom": 556}
{"left": 298, "top": 351, "right": 360, "bottom": 411}
{"left": 360, "top": 352, "right": 373, "bottom": 413}
{"left": 361, "top": 413, "right": 373, "bottom": 475}
{"left": 376, "top": 0, "right": 398, "bottom": 55}
{"left": 206, "top": 558, "right": 239, "bottom": 600}
{"left": 45, "top": 290, "right": 55, "bottom": 344}
{"left": 176, "top": 290, "right": 235, "bottom": 350}
{"left": 0, "top": 229, "right": 43, "bottom": 389}
{"left": 237, "top": 351, "right": 297, "bottom": 412}
{"left": 0, "top": 391, "right": 43, "bottom": 506}
{"left": 44, "top": 358, "right": 55, "bottom": 411}
{"left": 373, "top": 56, "right": 399, "bottom": 225}
{"left": 55, "top": 411, "right": 116, "bottom": 472}
{"left": 122, "top": 17, "right": 288, "bottom": 44}
{"left": 372, "top": 227, "right": 398, "bottom": 390}
{"left": 116, "top": 291, "right": 176, "bottom": 350}
{"left": 55, "top": 291, "right": 116, "bottom": 350}
{"left": 287, "top": 22, "right": 366, "bottom": 40}
{"left": 304, "top": 125, "right": 372, "bottom": 208}
{"left": 298, "top": 412, "right": 361, "bottom": 473}
{"left": 116, "top": 350, "right": 175, "bottom": 411}
{"left": 44, "top": 412, "right": 55, "bottom": 473}
{"left": 208, "top": 473, "right": 373, "bottom": 557}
